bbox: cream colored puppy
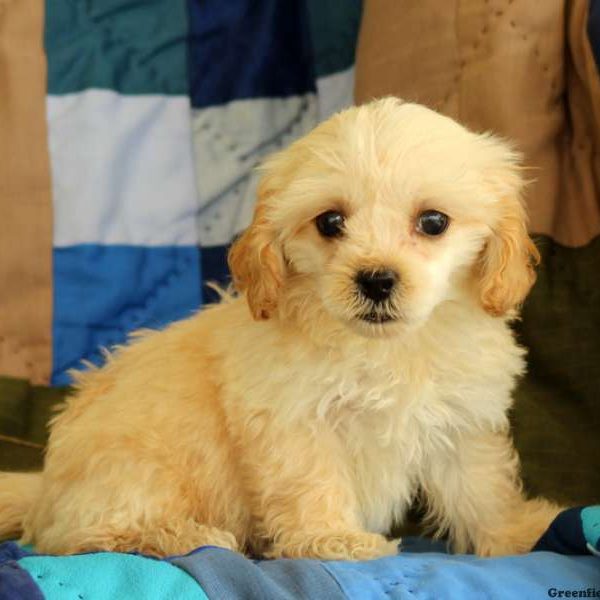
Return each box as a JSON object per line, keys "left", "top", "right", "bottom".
{"left": 0, "top": 98, "right": 559, "bottom": 559}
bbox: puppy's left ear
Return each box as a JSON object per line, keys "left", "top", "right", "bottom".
{"left": 478, "top": 160, "right": 540, "bottom": 317}
{"left": 228, "top": 181, "right": 285, "bottom": 320}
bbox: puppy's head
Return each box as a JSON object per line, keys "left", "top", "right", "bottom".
{"left": 229, "top": 98, "right": 538, "bottom": 335}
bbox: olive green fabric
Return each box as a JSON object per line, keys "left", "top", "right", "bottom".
{"left": 512, "top": 234, "right": 600, "bottom": 506}
{"left": 0, "top": 377, "right": 70, "bottom": 471}
{"left": 0, "top": 436, "right": 45, "bottom": 472}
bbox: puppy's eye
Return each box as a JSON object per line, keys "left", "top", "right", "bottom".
{"left": 417, "top": 210, "right": 449, "bottom": 236}
{"left": 315, "top": 210, "right": 345, "bottom": 238}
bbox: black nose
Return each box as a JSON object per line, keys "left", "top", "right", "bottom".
{"left": 355, "top": 269, "right": 398, "bottom": 303}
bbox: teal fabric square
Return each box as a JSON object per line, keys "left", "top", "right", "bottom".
{"left": 581, "top": 505, "right": 600, "bottom": 554}
{"left": 46, "top": 0, "right": 189, "bottom": 95}
{"left": 19, "top": 553, "right": 207, "bottom": 600}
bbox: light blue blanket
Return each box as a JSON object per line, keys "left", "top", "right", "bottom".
{"left": 2, "top": 508, "right": 599, "bottom": 600}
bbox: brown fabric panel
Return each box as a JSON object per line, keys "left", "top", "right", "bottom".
{"left": 0, "top": 0, "right": 53, "bottom": 383}
{"left": 355, "top": 0, "right": 600, "bottom": 247}
{"left": 355, "top": 1, "right": 461, "bottom": 110}
{"left": 560, "top": 2, "right": 600, "bottom": 246}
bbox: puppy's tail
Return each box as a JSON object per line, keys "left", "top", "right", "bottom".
{"left": 0, "top": 472, "right": 41, "bottom": 540}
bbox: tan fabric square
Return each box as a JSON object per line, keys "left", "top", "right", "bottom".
{"left": 0, "top": 0, "right": 53, "bottom": 383}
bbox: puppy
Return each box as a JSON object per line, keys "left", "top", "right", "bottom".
{"left": 0, "top": 98, "right": 560, "bottom": 559}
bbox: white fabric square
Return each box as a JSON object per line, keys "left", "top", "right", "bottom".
{"left": 48, "top": 90, "right": 200, "bottom": 247}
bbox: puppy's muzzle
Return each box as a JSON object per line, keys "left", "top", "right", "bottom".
{"left": 355, "top": 269, "right": 399, "bottom": 304}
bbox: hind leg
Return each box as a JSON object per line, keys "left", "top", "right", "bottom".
{"left": 24, "top": 454, "right": 244, "bottom": 556}
{"left": 28, "top": 485, "right": 242, "bottom": 556}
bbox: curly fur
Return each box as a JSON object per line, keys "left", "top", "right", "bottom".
{"left": 0, "top": 98, "right": 560, "bottom": 559}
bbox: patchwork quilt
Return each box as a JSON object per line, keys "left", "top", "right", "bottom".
{"left": 41, "top": 0, "right": 361, "bottom": 386}
{"left": 1, "top": 507, "right": 599, "bottom": 599}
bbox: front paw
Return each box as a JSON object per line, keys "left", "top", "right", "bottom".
{"left": 267, "top": 531, "right": 401, "bottom": 561}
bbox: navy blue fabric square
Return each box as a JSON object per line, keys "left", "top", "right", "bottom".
{"left": 188, "top": 0, "right": 316, "bottom": 108}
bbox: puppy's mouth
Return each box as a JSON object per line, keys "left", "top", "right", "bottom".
{"left": 358, "top": 311, "right": 396, "bottom": 324}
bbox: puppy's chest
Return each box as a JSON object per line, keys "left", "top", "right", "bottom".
{"left": 319, "top": 363, "right": 497, "bottom": 444}
{"left": 318, "top": 362, "right": 510, "bottom": 532}
{"left": 327, "top": 388, "right": 424, "bottom": 533}
{"left": 316, "top": 343, "right": 513, "bottom": 442}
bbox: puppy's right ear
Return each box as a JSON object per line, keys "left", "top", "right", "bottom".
{"left": 228, "top": 181, "right": 285, "bottom": 320}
